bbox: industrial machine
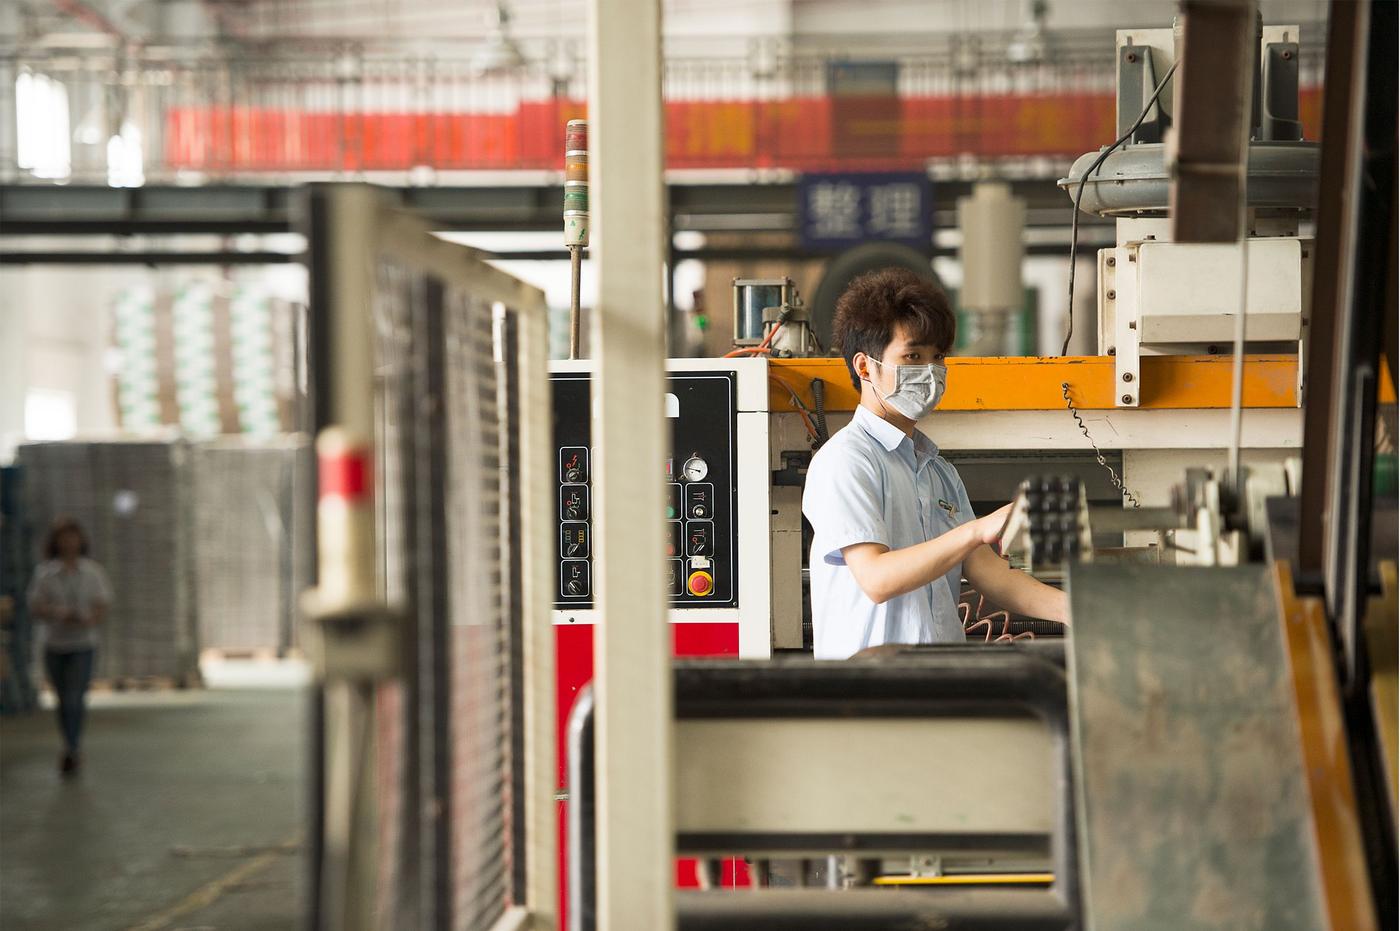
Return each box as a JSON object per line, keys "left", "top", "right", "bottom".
{"left": 549, "top": 357, "right": 774, "bottom": 916}
{"left": 548, "top": 358, "right": 773, "bottom": 654}
{"left": 732, "top": 278, "right": 821, "bottom": 357}
{"left": 1059, "top": 22, "right": 1319, "bottom": 407}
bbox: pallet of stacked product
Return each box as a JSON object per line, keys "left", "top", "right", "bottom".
{"left": 98, "top": 441, "right": 198, "bottom": 680}
{"left": 191, "top": 437, "right": 312, "bottom": 656}
{"left": 17, "top": 441, "right": 200, "bottom": 685}
{"left": 1, "top": 465, "right": 39, "bottom": 713}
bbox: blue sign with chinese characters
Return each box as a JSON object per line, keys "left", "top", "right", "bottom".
{"left": 797, "top": 172, "right": 933, "bottom": 252}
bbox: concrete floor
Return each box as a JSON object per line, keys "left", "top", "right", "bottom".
{"left": 1, "top": 671, "right": 306, "bottom": 930}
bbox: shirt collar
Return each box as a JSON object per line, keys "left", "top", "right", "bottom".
{"left": 853, "top": 404, "right": 940, "bottom": 459}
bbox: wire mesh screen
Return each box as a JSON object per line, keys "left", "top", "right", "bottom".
{"left": 370, "top": 260, "right": 522, "bottom": 930}
{"left": 192, "top": 438, "right": 314, "bottom": 654}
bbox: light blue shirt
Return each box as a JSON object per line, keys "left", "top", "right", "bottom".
{"left": 802, "top": 405, "right": 974, "bottom": 659}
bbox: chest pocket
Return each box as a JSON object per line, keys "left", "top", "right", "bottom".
{"left": 928, "top": 497, "right": 958, "bottom": 534}
{"left": 913, "top": 475, "right": 955, "bottom": 538}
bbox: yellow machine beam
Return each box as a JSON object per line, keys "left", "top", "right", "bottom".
{"left": 769, "top": 354, "right": 1398, "bottom": 413}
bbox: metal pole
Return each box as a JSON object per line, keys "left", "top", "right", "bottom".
{"left": 569, "top": 244, "right": 582, "bottom": 359}
{"left": 564, "top": 119, "right": 589, "bottom": 361}
{"left": 587, "top": 0, "right": 673, "bottom": 925}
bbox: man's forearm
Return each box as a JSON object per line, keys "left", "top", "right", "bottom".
{"left": 966, "top": 545, "right": 1068, "bottom": 623}
{"left": 847, "top": 523, "right": 983, "bottom": 604}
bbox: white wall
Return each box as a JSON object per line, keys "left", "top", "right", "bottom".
{"left": 0, "top": 266, "right": 136, "bottom": 461}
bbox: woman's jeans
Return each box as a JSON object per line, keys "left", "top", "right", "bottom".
{"left": 44, "top": 648, "right": 95, "bottom": 753}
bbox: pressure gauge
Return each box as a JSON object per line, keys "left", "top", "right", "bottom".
{"left": 681, "top": 456, "right": 709, "bottom": 482}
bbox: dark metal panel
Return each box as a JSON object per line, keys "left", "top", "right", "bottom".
{"left": 1298, "top": 0, "right": 1364, "bottom": 575}
{"left": 1168, "top": 0, "right": 1256, "bottom": 243}
{"left": 1066, "top": 563, "right": 1326, "bottom": 930}
{"left": 0, "top": 251, "right": 297, "bottom": 265}
{"left": 1262, "top": 42, "right": 1303, "bottom": 142}
{"left": 2, "top": 179, "right": 1113, "bottom": 238}
{"left": 675, "top": 888, "right": 1071, "bottom": 931}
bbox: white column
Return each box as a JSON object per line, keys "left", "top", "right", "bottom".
{"left": 587, "top": 0, "right": 673, "bottom": 926}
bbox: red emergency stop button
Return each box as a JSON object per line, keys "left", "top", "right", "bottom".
{"left": 687, "top": 571, "right": 714, "bottom": 597}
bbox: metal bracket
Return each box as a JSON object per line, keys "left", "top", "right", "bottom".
{"left": 1261, "top": 42, "right": 1303, "bottom": 142}
{"left": 300, "top": 592, "right": 401, "bottom": 683}
{"left": 1112, "top": 244, "right": 1141, "bottom": 407}
{"left": 1118, "top": 44, "right": 1166, "bottom": 143}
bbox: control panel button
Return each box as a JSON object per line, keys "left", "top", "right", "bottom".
{"left": 666, "top": 521, "right": 683, "bottom": 557}
{"left": 681, "top": 456, "right": 709, "bottom": 482}
{"left": 561, "top": 560, "right": 590, "bottom": 598}
{"left": 686, "top": 570, "right": 714, "bottom": 597}
{"left": 560, "top": 447, "right": 589, "bottom": 484}
{"left": 686, "top": 521, "right": 713, "bottom": 557}
{"left": 685, "top": 483, "right": 713, "bottom": 520}
{"left": 665, "top": 483, "right": 682, "bottom": 520}
{"left": 666, "top": 559, "right": 685, "bottom": 596}
{"left": 560, "top": 522, "right": 590, "bottom": 559}
{"left": 560, "top": 485, "right": 589, "bottom": 521}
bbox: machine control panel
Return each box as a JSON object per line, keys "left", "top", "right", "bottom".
{"left": 551, "top": 371, "right": 740, "bottom": 610}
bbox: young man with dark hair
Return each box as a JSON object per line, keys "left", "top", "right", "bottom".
{"left": 802, "top": 268, "right": 1067, "bottom": 659}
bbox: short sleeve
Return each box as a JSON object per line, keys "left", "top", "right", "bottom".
{"left": 802, "top": 444, "right": 890, "bottom": 565}
{"left": 26, "top": 564, "right": 54, "bottom": 612}
{"left": 86, "top": 561, "right": 113, "bottom": 604}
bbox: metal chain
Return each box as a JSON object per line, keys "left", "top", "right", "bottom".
{"left": 1061, "top": 381, "right": 1142, "bottom": 509}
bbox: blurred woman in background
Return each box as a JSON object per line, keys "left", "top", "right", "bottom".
{"left": 26, "top": 517, "right": 111, "bottom": 776}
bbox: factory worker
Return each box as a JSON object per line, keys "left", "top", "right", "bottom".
{"left": 27, "top": 516, "right": 111, "bottom": 775}
{"left": 802, "top": 268, "right": 1067, "bottom": 659}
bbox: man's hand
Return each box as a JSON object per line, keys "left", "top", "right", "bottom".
{"left": 971, "top": 502, "right": 1015, "bottom": 547}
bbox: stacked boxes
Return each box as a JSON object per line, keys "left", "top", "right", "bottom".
{"left": 17, "top": 441, "right": 198, "bottom": 681}
{"left": 1, "top": 466, "right": 38, "bottom": 712}
{"left": 16, "top": 437, "right": 313, "bottom": 679}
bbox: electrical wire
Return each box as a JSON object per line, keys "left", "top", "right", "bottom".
{"left": 724, "top": 319, "right": 785, "bottom": 358}
{"left": 1061, "top": 381, "right": 1142, "bottom": 508}
{"left": 1060, "top": 58, "right": 1180, "bottom": 357}
{"left": 768, "top": 373, "right": 820, "bottom": 443}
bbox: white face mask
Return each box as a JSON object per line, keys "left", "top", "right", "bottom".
{"left": 866, "top": 358, "right": 947, "bottom": 421}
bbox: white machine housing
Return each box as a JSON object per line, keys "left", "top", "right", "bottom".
{"left": 548, "top": 357, "right": 773, "bottom": 658}
{"left": 1102, "top": 26, "right": 1311, "bottom": 408}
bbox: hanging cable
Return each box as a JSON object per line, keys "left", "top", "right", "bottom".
{"left": 810, "top": 377, "right": 830, "bottom": 446}
{"left": 1062, "top": 381, "right": 1142, "bottom": 508}
{"left": 1060, "top": 59, "right": 1180, "bottom": 357}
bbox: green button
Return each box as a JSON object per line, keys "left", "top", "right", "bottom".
{"left": 666, "top": 506, "right": 676, "bottom": 519}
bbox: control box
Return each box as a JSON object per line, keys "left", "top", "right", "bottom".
{"left": 548, "top": 358, "right": 771, "bottom": 658}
